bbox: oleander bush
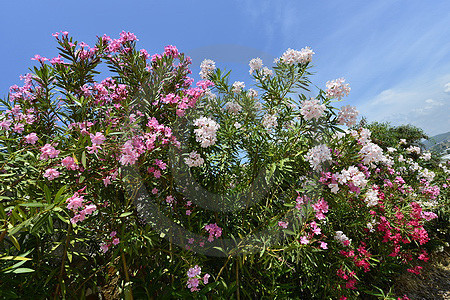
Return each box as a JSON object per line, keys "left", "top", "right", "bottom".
{"left": 0, "top": 31, "right": 448, "bottom": 299}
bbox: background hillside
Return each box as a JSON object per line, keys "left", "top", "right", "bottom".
{"left": 424, "top": 131, "right": 450, "bottom": 154}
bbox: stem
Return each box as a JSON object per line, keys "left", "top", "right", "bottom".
{"left": 169, "top": 236, "right": 174, "bottom": 284}
{"left": 121, "top": 249, "right": 133, "bottom": 300}
{"left": 0, "top": 221, "right": 7, "bottom": 244}
{"left": 236, "top": 261, "right": 240, "bottom": 300}
{"left": 215, "top": 255, "right": 232, "bottom": 281}
{"left": 54, "top": 223, "right": 72, "bottom": 300}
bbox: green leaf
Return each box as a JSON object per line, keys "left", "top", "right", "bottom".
{"left": 54, "top": 185, "right": 67, "bottom": 203}
{"left": 11, "top": 268, "right": 35, "bottom": 274}
{"left": 44, "top": 184, "right": 51, "bottom": 202}
{"left": 0, "top": 256, "right": 31, "bottom": 261}
{"left": 10, "top": 235, "right": 20, "bottom": 251}
{"left": 119, "top": 212, "right": 133, "bottom": 218}
{"left": 30, "top": 213, "right": 49, "bottom": 234}
{"left": 19, "top": 203, "right": 46, "bottom": 207}
{"left": 56, "top": 212, "right": 69, "bottom": 224}
{"left": 81, "top": 151, "right": 87, "bottom": 168}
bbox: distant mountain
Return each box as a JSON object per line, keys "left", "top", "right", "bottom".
{"left": 423, "top": 131, "right": 450, "bottom": 154}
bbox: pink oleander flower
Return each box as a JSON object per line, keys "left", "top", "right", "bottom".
{"left": 278, "top": 221, "right": 288, "bottom": 229}
{"left": 0, "top": 119, "right": 11, "bottom": 131}
{"left": 66, "top": 193, "right": 84, "bottom": 210}
{"left": 50, "top": 55, "right": 65, "bottom": 65}
{"left": 203, "top": 273, "right": 210, "bottom": 284}
{"left": 319, "top": 241, "right": 328, "bottom": 249}
{"left": 300, "top": 236, "right": 310, "bottom": 245}
{"left": 90, "top": 132, "right": 106, "bottom": 145}
{"left": 119, "top": 140, "right": 140, "bottom": 166}
{"left": 103, "top": 176, "right": 112, "bottom": 187}
{"left": 139, "top": 49, "right": 150, "bottom": 59}
{"left": 13, "top": 123, "right": 24, "bottom": 133}
{"left": 100, "top": 243, "right": 109, "bottom": 253}
{"left": 164, "top": 45, "right": 179, "bottom": 58}
{"left": 205, "top": 223, "right": 222, "bottom": 242}
{"left": 312, "top": 198, "right": 329, "bottom": 220}
{"left": 31, "top": 54, "right": 48, "bottom": 63}
{"left": 86, "top": 144, "right": 102, "bottom": 154}
{"left": 187, "top": 265, "right": 202, "bottom": 278}
{"left": 112, "top": 238, "right": 120, "bottom": 245}
{"left": 187, "top": 277, "right": 200, "bottom": 292}
{"left": 61, "top": 156, "right": 78, "bottom": 170}
{"left": 166, "top": 195, "right": 175, "bottom": 204}
{"left": 155, "top": 159, "right": 167, "bottom": 170}
{"left": 43, "top": 168, "right": 60, "bottom": 181}
{"left": 83, "top": 204, "right": 97, "bottom": 215}
{"left": 24, "top": 132, "right": 38, "bottom": 144}
{"left": 40, "top": 144, "right": 60, "bottom": 160}
{"left": 421, "top": 211, "right": 438, "bottom": 221}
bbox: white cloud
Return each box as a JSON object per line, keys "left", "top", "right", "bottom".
{"left": 445, "top": 82, "right": 450, "bottom": 93}
{"left": 358, "top": 74, "right": 450, "bottom": 135}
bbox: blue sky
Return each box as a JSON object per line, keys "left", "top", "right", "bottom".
{"left": 1, "top": 0, "right": 449, "bottom": 135}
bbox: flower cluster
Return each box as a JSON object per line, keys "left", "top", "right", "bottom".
{"left": 336, "top": 166, "right": 368, "bottom": 194}
{"left": 44, "top": 168, "right": 60, "bottom": 181}
{"left": 65, "top": 190, "right": 97, "bottom": 224}
{"left": 186, "top": 265, "right": 210, "bottom": 292}
{"left": 334, "top": 231, "right": 352, "bottom": 246}
{"left": 204, "top": 223, "right": 222, "bottom": 242}
{"left": 359, "top": 142, "right": 385, "bottom": 166}
{"left": 249, "top": 57, "right": 263, "bottom": 74}
{"left": 225, "top": 101, "right": 242, "bottom": 114}
{"left": 300, "top": 98, "right": 326, "bottom": 121}
{"left": 326, "top": 78, "right": 351, "bottom": 100}
{"left": 311, "top": 198, "right": 329, "bottom": 220}
{"left": 305, "top": 144, "right": 332, "bottom": 170}
{"left": 337, "top": 105, "right": 358, "bottom": 127}
{"left": 40, "top": 143, "right": 60, "bottom": 160}
{"left": 262, "top": 113, "right": 278, "bottom": 129}
{"left": 24, "top": 132, "right": 38, "bottom": 144}
{"left": 231, "top": 81, "right": 245, "bottom": 93}
{"left": 279, "top": 47, "right": 314, "bottom": 65}
{"left": 199, "top": 59, "right": 216, "bottom": 79}
{"left": 363, "top": 186, "right": 379, "bottom": 207}
{"left": 184, "top": 151, "right": 205, "bottom": 167}
{"left": 100, "top": 231, "right": 120, "bottom": 253}
{"left": 193, "top": 117, "right": 220, "bottom": 148}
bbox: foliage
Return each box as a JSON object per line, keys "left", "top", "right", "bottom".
{"left": 0, "top": 31, "right": 448, "bottom": 299}
{"left": 363, "top": 120, "right": 429, "bottom": 149}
